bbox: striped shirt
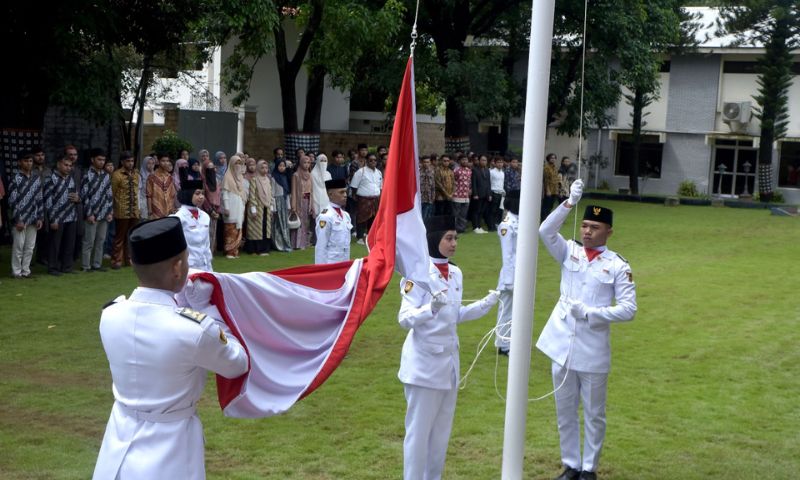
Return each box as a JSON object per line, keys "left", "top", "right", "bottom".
{"left": 8, "top": 172, "right": 43, "bottom": 225}
{"left": 81, "top": 167, "right": 113, "bottom": 219}
{"left": 45, "top": 172, "right": 78, "bottom": 224}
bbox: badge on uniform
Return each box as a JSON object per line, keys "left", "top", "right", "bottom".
{"left": 626, "top": 271, "right": 634, "bottom": 283}
{"left": 218, "top": 326, "right": 228, "bottom": 344}
{"left": 319, "top": 220, "right": 327, "bottom": 228}
{"left": 321, "top": 208, "right": 328, "bottom": 214}
{"left": 403, "top": 280, "right": 414, "bottom": 294}
{"left": 177, "top": 307, "right": 206, "bottom": 324}
{"left": 500, "top": 228, "right": 507, "bottom": 236}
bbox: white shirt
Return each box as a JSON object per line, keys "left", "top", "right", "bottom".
{"left": 351, "top": 166, "right": 383, "bottom": 197}
{"left": 490, "top": 168, "right": 505, "bottom": 193}
{"left": 172, "top": 205, "right": 213, "bottom": 271}
{"left": 314, "top": 203, "right": 352, "bottom": 264}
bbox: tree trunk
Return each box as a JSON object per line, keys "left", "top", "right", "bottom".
{"left": 132, "top": 55, "right": 153, "bottom": 161}
{"left": 757, "top": 125, "right": 774, "bottom": 202}
{"left": 629, "top": 87, "right": 644, "bottom": 195}
{"left": 302, "top": 64, "right": 326, "bottom": 134}
{"left": 275, "top": 24, "right": 299, "bottom": 134}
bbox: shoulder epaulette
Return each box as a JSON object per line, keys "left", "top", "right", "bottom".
{"left": 321, "top": 208, "right": 328, "bottom": 214}
{"left": 616, "top": 253, "right": 629, "bottom": 263}
{"left": 102, "top": 295, "right": 126, "bottom": 310}
{"left": 177, "top": 307, "right": 206, "bottom": 324}
{"left": 574, "top": 240, "right": 583, "bottom": 246}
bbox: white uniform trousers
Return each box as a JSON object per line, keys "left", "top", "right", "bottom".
{"left": 11, "top": 225, "right": 38, "bottom": 276}
{"left": 403, "top": 384, "right": 457, "bottom": 480}
{"left": 551, "top": 362, "right": 608, "bottom": 472}
{"left": 494, "top": 289, "right": 514, "bottom": 349}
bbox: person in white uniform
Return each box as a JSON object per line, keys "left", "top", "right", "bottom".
{"left": 314, "top": 178, "right": 352, "bottom": 264}
{"left": 93, "top": 217, "right": 249, "bottom": 480}
{"left": 494, "top": 189, "right": 519, "bottom": 355}
{"left": 536, "top": 180, "right": 637, "bottom": 480}
{"left": 398, "top": 215, "right": 500, "bottom": 480}
{"left": 172, "top": 179, "right": 213, "bottom": 271}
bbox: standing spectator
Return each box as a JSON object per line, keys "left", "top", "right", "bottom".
{"left": 273, "top": 147, "right": 285, "bottom": 166}
{"left": 541, "top": 153, "right": 560, "bottom": 221}
{"left": 434, "top": 155, "right": 455, "bottom": 216}
{"left": 494, "top": 190, "right": 520, "bottom": 355}
{"left": 350, "top": 153, "right": 383, "bottom": 245}
{"left": 244, "top": 160, "right": 274, "bottom": 256}
{"left": 290, "top": 155, "right": 314, "bottom": 250}
{"left": 110, "top": 151, "right": 140, "bottom": 270}
{"left": 470, "top": 155, "right": 492, "bottom": 234}
{"left": 271, "top": 160, "right": 292, "bottom": 252}
{"left": 172, "top": 180, "right": 213, "bottom": 271}
{"left": 80, "top": 148, "right": 113, "bottom": 272}
{"left": 147, "top": 154, "right": 177, "bottom": 219}
{"left": 419, "top": 155, "right": 435, "bottom": 221}
{"left": 198, "top": 149, "right": 211, "bottom": 170}
{"left": 102, "top": 160, "right": 116, "bottom": 260}
{"left": 65, "top": 145, "right": 84, "bottom": 264}
{"left": 397, "top": 215, "right": 499, "bottom": 480}
{"left": 214, "top": 151, "right": 228, "bottom": 184}
{"left": 201, "top": 162, "right": 221, "bottom": 254}
{"left": 138, "top": 156, "right": 155, "bottom": 220}
{"left": 558, "top": 156, "right": 578, "bottom": 203}
{"left": 328, "top": 150, "right": 348, "bottom": 181}
{"left": 45, "top": 154, "right": 80, "bottom": 275}
{"left": 347, "top": 144, "right": 368, "bottom": 231}
{"left": 8, "top": 152, "right": 43, "bottom": 278}
{"left": 187, "top": 158, "right": 203, "bottom": 181}
{"left": 31, "top": 146, "right": 51, "bottom": 266}
{"left": 451, "top": 155, "right": 472, "bottom": 233}
{"left": 504, "top": 157, "right": 521, "bottom": 193}
{"left": 489, "top": 156, "right": 506, "bottom": 231}
{"left": 173, "top": 158, "right": 189, "bottom": 192}
{"left": 221, "top": 155, "right": 247, "bottom": 258}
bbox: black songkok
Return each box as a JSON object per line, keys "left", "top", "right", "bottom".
{"left": 583, "top": 205, "right": 613, "bottom": 226}
{"left": 325, "top": 178, "right": 347, "bottom": 190}
{"left": 129, "top": 217, "right": 187, "bottom": 265}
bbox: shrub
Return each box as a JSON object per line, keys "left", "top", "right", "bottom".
{"left": 677, "top": 180, "right": 700, "bottom": 197}
{"left": 151, "top": 130, "right": 193, "bottom": 160}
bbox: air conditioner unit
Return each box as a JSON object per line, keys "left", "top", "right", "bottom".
{"left": 721, "top": 101, "right": 752, "bottom": 123}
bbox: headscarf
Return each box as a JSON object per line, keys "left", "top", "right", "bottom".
{"left": 222, "top": 155, "right": 248, "bottom": 203}
{"left": 187, "top": 158, "right": 202, "bottom": 180}
{"left": 139, "top": 156, "right": 155, "bottom": 197}
{"left": 254, "top": 160, "right": 272, "bottom": 206}
{"left": 424, "top": 216, "right": 456, "bottom": 259}
{"left": 272, "top": 160, "right": 291, "bottom": 194}
{"left": 214, "top": 151, "right": 228, "bottom": 183}
{"left": 173, "top": 158, "right": 189, "bottom": 190}
{"left": 311, "top": 153, "right": 332, "bottom": 215}
{"left": 202, "top": 163, "right": 220, "bottom": 210}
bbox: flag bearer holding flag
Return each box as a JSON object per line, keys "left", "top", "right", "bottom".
{"left": 397, "top": 215, "right": 500, "bottom": 480}
{"left": 314, "top": 178, "right": 352, "bottom": 264}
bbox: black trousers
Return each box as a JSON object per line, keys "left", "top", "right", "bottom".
{"left": 471, "top": 197, "right": 493, "bottom": 230}
{"left": 49, "top": 221, "right": 77, "bottom": 272}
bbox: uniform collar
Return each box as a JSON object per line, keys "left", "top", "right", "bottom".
{"left": 129, "top": 287, "right": 178, "bottom": 306}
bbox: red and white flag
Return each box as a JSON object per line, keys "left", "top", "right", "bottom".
{"left": 190, "top": 57, "right": 427, "bottom": 418}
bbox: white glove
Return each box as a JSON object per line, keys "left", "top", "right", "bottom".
{"left": 482, "top": 290, "right": 501, "bottom": 308}
{"left": 569, "top": 299, "right": 589, "bottom": 321}
{"left": 250, "top": 205, "right": 257, "bottom": 215}
{"left": 431, "top": 291, "right": 449, "bottom": 311}
{"left": 568, "top": 179, "right": 583, "bottom": 206}
{"left": 184, "top": 277, "right": 215, "bottom": 312}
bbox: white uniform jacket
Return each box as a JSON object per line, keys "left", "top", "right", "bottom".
{"left": 173, "top": 205, "right": 213, "bottom": 271}
{"left": 535, "top": 204, "right": 637, "bottom": 373}
{"left": 94, "top": 287, "right": 248, "bottom": 480}
{"left": 397, "top": 261, "right": 494, "bottom": 389}
{"left": 496, "top": 212, "right": 518, "bottom": 291}
{"left": 314, "top": 204, "right": 352, "bottom": 264}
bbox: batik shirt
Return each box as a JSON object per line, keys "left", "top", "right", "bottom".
{"left": 8, "top": 172, "right": 43, "bottom": 226}
{"left": 504, "top": 167, "right": 521, "bottom": 192}
{"left": 112, "top": 168, "right": 141, "bottom": 219}
{"left": 419, "top": 167, "right": 435, "bottom": 204}
{"left": 45, "top": 172, "right": 78, "bottom": 224}
{"left": 81, "top": 168, "right": 113, "bottom": 220}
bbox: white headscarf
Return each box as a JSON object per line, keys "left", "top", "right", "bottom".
{"left": 311, "top": 153, "right": 331, "bottom": 216}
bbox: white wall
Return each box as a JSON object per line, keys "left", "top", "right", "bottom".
{"left": 614, "top": 72, "right": 670, "bottom": 131}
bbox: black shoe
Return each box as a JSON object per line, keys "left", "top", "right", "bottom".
{"left": 48, "top": 270, "right": 62, "bottom": 277}
{"left": 554, "top": 467, "right": 581, "bottom": 480}
{"left": 62, "top": 270, "right": 78, "bottom": 274}
{"left": 578, "top": 472, "right": 596, "bottom": 480}
{"left": 498, "top": 348, "right": 509, "bottom": 356}
{"left": 82, "top": 268, "right": 93, "bottom": 273}
{"left": 92, "top": 266, "right": 107, "bottom": 272}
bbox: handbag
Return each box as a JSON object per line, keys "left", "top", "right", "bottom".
{"left": 287, "top": 212, "right": 301, "bottom": 230}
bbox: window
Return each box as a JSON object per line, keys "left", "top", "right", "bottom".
{"left": 614, "top": 134, "right": 663, "bottom": 178}
{"left": 778, "top": 141, "right": 800, "bottom": 188}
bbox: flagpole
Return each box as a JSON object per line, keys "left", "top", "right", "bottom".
{"left": 500, "top": 0, "right": 556, "bottom": 477}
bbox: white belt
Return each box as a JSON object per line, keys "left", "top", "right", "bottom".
{"left": 116, "top": 402, "right": 197, "bottom": 423}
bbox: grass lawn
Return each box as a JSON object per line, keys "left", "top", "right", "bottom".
{"left": 0, "top": 201, "right": 798, "bottom": 479}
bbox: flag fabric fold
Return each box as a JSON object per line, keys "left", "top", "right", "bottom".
{"left": 188, "top": 57, "right": 428, "bottom": 418}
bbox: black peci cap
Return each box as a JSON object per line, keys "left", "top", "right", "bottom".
{"left": 129, "top": 217, "right": 187, "bottom": 265}
{"left": 583, "top": 205, "right": 613, "bottom": 226}
{"left": 325, "top": 178, "right": 347, "bottom": 190}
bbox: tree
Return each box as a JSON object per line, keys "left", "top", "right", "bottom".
{"left": 718, "top": 0, "right": 799, "bottom": 202}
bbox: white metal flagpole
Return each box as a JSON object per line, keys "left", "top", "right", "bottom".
{"left": 500, "top": 0, "right": 557, "bottom": 477}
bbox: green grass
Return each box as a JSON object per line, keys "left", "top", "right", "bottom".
{"left": 1, "top": 201, "right": 798, "bottom": 479}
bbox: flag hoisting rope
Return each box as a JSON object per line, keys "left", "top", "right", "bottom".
{"left": 500, "top": 0, "right": 557, "bottom": 478}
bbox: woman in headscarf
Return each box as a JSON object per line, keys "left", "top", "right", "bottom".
{"left": 214, "top": 151, "right": 228, "bottom": 184}
{"left": 221, "top": 155, "right": 247, "bottom": 258}
{"left": 290, "top": 155, "right": 313, "bottom": 250}
{"left": 173, "top": 158, "right": 190, "bottom": 191}
{"left": 271, "top": 159, "right": 292, "bottom": 252}
{"left": 201, "top": 161, "right": 222, "bottom": 254}
{"left": 187, "top": 158, "right": 203, "bottom": 181}
{"left": 138, "top": 156, "right": 155, "bottom": 220}
{"left": 244, "top": 160, "right": 274, "bottom": 256}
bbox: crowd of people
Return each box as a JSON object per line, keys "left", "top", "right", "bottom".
{"left": 2, "top": 141, "right": 580, "bottom": 279}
